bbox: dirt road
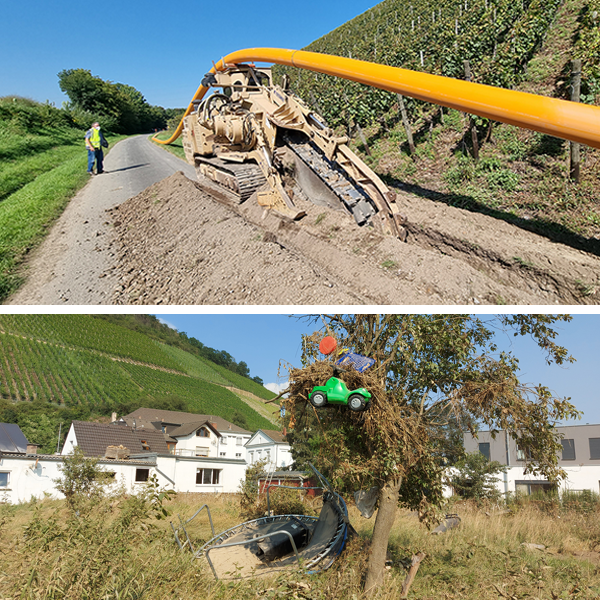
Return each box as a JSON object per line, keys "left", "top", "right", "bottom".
{"left": 7, "top": 136, "right": 195, "bottom": 305}
{"left": 110, "top": 172, "right": 599, "bottom": 305}
{"left": 8, "top": 137, "right": 600, "bottom": 305}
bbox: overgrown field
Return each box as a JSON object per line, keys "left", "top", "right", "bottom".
{"left": 0, "top": 96, "right": 124, "bottom": 301}
{"left": 2, "top": 491, "right": 599, "bottom": 600}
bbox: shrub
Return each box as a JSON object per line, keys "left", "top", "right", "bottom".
{"left": 448, "top": 451, "right": 506, "bottom": 503}
{"left": 53, "top": 447, "right": 111, "bottom": 508}
{"left": 239, "top": 459, "right": 316, "bottom": 519}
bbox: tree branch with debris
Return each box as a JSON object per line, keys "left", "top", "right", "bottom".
{"left": 283, "top": 314, "right": 579, "bottom": 596}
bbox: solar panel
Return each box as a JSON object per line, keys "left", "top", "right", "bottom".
{"left": 0, "top": 423, "right": 29, "bottom": 453}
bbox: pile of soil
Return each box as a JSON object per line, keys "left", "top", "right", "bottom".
{"left": 108, "top": 171, "right": 600, "bottom": 305}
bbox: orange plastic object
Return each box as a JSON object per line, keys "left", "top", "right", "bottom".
{"left": 154, "top": 48, "right": 600, "bottom": 149}
{"left": 319, "top": 336, "right": 337, "bottom": 355}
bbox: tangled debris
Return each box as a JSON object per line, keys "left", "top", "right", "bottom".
{"left": 283, "top": 357, "right": 432, "bottom": 489}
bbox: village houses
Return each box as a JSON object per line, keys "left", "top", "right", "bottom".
{"left": 0, "top": 409, "right": 292, "bottom": 503}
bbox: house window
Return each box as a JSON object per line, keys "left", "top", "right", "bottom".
{"left": 236, "top": 453, "right": 242, "bottom": 458}
{"left": 195, "top": 447, "right": 209, "bottom": 457}
{"left": 0, "top": 472, "right": 9, "bottom": 487}
{"left": 249, "top": 451, "right": 254, "bottom": 463}
{"left": 197, "top": 427, "right": 210, "bottom": 438}
{"left": 561, "top": 439, "right": 576, "bottom": 461}
{"left": 196, "top": 469, "right": 221, "bottom": 485}
{"left": 221, "top": 437, "right": 227, "bottom": 445}
{"left": 589, "top": 438, "right": 600, "bottom": 460}
{"left": 517, "top": 446, "right": 531, "bottom": 461}
{"left": 236, "top": 437, "right": 242, "bottom": 446}
{"left": 515, "top": 480, "right": 555, "bottom": 495}
{"left": 266, "top": 450, "right": 271, "bottom": 461}
{"left": 220, "top": 452, "right": 226, "bottom": 457}
{"left": 478, "top": 442, "right": 490, "bottom": 461}
{"left": 135, "top": 469, "right": 150, "bottom": 483}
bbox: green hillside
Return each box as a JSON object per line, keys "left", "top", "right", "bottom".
{"left": 275, "top": 0, "right": 600, "bottom": 246}
{"left": 159, "top": 342, "right": 275, "bottom": 401}
{"left": 280, "top": 0, "right": 565, "bottom": 128}
{"left": 0, "top": 315, "right": 276, "bottom": 454}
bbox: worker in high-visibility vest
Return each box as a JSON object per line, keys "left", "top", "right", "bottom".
{"left": 85, "top": 122, "right": 108, "bottom": 175}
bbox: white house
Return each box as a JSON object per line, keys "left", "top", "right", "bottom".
{"left": 62, "top": 418, "right": 246, "bottom": 494}
{"left": 463, "top": 424, "right": 600, "bottom": 496}
{"left": 1, "top": 409, "right": 257, "bottom": 504}
{"left": 0, "top": 452, "right": 162, "bottom": 504}
{"left": 245, "top": 429, "right": 292, "bottom": 470}
{"left": 0, "top": 421, "right": 160, "bottom": 503}
{"left": 117, "top": 408, "right": 252, "bottom": 461}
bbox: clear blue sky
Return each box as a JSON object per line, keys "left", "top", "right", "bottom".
{"left": 154, "top": 313, "right": 599, "bottom": 426}
{"left": 1, "top": 0, "right": 380, "bottom": 109}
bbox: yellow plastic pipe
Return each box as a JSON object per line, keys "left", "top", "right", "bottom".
{"left": 155, "top": 48, "right": 600, "bottom": 149}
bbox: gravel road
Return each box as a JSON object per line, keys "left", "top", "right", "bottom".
{"left": 7, "top": 136, "right": 195, "bottom": 305}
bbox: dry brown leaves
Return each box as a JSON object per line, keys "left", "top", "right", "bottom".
{"left": 284, "top": 359, "right": 430, "bottom": 480}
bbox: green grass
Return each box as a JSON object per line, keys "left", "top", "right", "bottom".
{"left": 0, "top": 153, "right": 91, "bottom": 298}
{"left": 0, "top": 126, "right": 127, "bottom": 301}
{"left": 150, "top": 130, "right": 186, "bottom": 160}
{"left": 0, "top": 138, "right": 82, "bottom": 201}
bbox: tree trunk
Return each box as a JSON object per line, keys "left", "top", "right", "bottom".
{"left": 364, "top": 475, "right": 403, "bottom": 596}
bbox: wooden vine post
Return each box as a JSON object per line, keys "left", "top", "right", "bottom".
{"left": 342, "top": 89, "right": 371, "bottom": 156}
{"left": 397, "top": 93, "right": 415, "bottom": 155}
{"left": 463, "top": 60, "right": 480, "bottom": 162}
{"left": 569, "top": 59, "right": 581, "bottom": 183}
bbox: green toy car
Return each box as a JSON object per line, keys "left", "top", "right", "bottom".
{"left": 309, "top": 377, "right": 371, "bottom": 412}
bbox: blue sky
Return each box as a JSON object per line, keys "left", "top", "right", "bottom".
{"left": 155, "top": 313, "right": 599, "bottom": 426}
{"left": 1, "top": 0, "right": 380, "bottom": 109}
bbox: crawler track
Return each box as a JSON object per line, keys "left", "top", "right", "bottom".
{"left": 195, "top": 156, "right": 266, "bottom": 203}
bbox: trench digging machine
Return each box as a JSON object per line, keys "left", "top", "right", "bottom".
{"left": 181, "top": 65, "right": 406, "bottom": 237}
{"left": 161, "top": 47, "right": 600, "bottom": 238}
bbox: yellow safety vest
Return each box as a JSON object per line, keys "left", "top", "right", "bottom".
{"left": 89, "top": 128, "right": 101, "bottom": 149}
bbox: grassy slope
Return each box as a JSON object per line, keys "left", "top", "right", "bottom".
{"left": 0, "top": 97, "right": 127, "bottom": 301}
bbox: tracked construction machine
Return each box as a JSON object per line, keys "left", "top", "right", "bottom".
{"left": 181, "top": 65, "right": 406, "bottom": 237}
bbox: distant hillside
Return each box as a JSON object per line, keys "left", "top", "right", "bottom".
{"left": 0, "top": 315, "right": 277, "bottom": 454}
{"left": 93, "top": 315, "right": 270, "bottom": 394}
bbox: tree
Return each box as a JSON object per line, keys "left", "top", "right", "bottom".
{"left": 284, "top": 314, "right": 579, "bottom": 596}
{"left": 58, "top": 69, "right": 167, "bottom": 134}
{"left": 53, "top": 447, "right": 110, "bottom": 508}
{"left": 449, "top": 451, "right": 506, "bottom": 502}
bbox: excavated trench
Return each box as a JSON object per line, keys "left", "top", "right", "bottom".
{"left": 107, "top": 171, "right": 599, "bottom": 305}
{"left": 403, "top": 223, "right": 576, "bottom": 303}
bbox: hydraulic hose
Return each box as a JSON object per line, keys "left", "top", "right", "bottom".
{"left": 154, "top": 48, "right": 600, "bottom": 149}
